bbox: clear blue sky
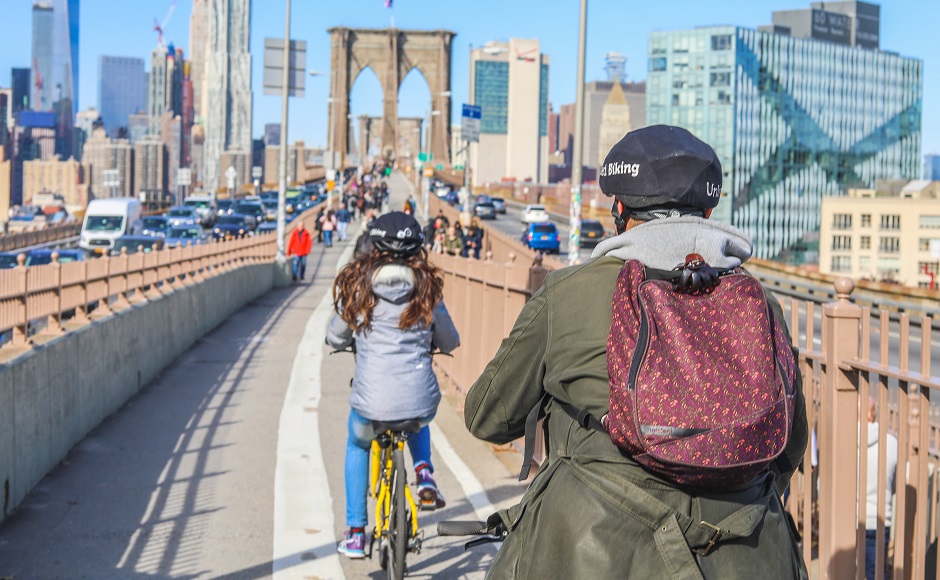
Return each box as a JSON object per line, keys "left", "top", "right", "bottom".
{"left": 2, "top": 0, "right": 937, "bottom": 154}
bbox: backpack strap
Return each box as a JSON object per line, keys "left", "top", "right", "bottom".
{"left": 518, "top": 393, "right": 550, "bottom": 481}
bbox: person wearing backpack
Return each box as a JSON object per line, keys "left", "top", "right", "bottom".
{"left": 464, "top": 125, "right": 808, "bottom": 579}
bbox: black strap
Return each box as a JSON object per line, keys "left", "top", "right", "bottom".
{"left": 518, "top": 394, "right": 549, "bottom": 481}
{"left": 557, "top": 400, "right": 607, "bottom": 433}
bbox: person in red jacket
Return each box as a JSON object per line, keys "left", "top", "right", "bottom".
{"left": 287, "top": 222, "right": 313, "bottom": 281}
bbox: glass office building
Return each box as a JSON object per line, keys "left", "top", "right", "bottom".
{"left": 98, "top": 56, "right": 146, "bottom": 137}
{"left": 647, "top": 26, "right": 922, "bottom": 261}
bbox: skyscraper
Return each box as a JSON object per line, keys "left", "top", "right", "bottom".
{"left": 31, "top": 0, "right": 79, "bottom": 158}
{"left": 11, "top": 68, "right": 31, "bottom": 115}
{"left": 468, "top": 39, "right": 550, "bottom": 185}
{"left": 98, "top": 56, "right": 146, "bottom": 137}
{"left": 189, "top": 0, "right": 209, "bottom": 120}
{"left": 203, "top": 0, "right": 252, "bottom": 191}
{"left": 148, "top": 46, "right": 185, "bottom": 137}
{"left": 647, "top": 4, "right": 921, "bottom": 262}
{"left": 604, "top": 52, "right": 626, "bottom": 82}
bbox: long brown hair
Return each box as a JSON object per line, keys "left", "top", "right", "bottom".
{"left": 332, "top": 248, "right": 444, "bottom": 332}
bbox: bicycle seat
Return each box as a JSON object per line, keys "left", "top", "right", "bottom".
{"left": 373, "top": 419, "right": 422, "bottom": 434}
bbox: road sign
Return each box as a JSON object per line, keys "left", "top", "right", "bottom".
{"left": 424, "top": 168, "right": 434, "bottom": 177}
{"left": 436, "top": 164, "right": 443, "bottom": 170}
{"left": 177, "top": 168, "right": 192, "bottom": 187}
{"left": 461, "top": 104, "right": 482, "bottom": 143}
{"left": 263, "top": 38, "right": 307, "bottom": 97}
{"left": 252, "top": 165, "right": 263, "bottom": 179}
{"left": 225, "top": 166, "right": 238, "bottom": 190}
{"left": 418, "top": 152, "right": 433, "bottom": 162}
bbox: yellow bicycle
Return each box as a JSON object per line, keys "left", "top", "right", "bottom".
{"left": 369, "top": 419, "right": 430, "bottom": 579}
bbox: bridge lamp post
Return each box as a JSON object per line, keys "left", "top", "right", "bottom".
{"left": 423, "top": 90, "right": 451, "bottom": 221}
{"left": 275, "top": 0, "right": 292, "bottom": 264}
{"left": 568, "top": 0, "right": 588, "bottom": 265}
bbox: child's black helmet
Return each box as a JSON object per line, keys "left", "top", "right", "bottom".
{"left": 369, "top": 211, "right": 423, "bottom": 258}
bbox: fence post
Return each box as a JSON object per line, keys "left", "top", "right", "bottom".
{"left": 10, "top": 254, "right": 30, "bottom": 347}
{"left": 44, "top": 252, "right": 64, "bottom": 335}
{"left": 819, "top": 276, "right": 862, "bottom": 579}
{"left": 527, "top": 253, "right": 549, "bottom": 297}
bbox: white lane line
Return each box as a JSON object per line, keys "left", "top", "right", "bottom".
{"left": 429, "top": 422, "right": 496, "bottom": 522}
{"left": 273, "top": 242, "right": 355, "bottom": 580}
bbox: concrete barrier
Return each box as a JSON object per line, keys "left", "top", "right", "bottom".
{"left": 0, "top": 262, "right": 276, "bottom": 523}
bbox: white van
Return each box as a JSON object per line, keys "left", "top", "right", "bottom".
{"left": 183, "top": 192, "right": 217, "bottom": 226}
{"left": 79, "top": 198, "right": 143, "bottom": 254}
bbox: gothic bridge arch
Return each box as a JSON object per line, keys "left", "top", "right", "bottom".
{"left": 328, "top": 27, "right": 455, "bottom": 164}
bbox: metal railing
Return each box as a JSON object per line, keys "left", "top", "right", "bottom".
{"left": 0, "top": 203, "right": 325, "bottom": 351}
{"left": 0, "top": 223, "right": 82, "bottom": 252}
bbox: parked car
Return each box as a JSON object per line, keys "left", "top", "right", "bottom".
{"left": 521, "top": 204, "right": 550, "bottom": 224}
{"left": 79, "top": 197, "right": 143, "bottom": 254}
{"left": 165, "top": 206, "right": 200, "bottom": 228}
{"left": 212, "top": 213, "right": 255, "bottom": 239}
{"left": 25, "top": 248, "right": 88, "bottom": 266}
{"left": 141, "top": 215, "right": 170, "bottom": 238}
{"left": 474, "top": 201, "right": 497, "bottom": 220}
{"left": 111, "top": 235, "right": 164, "bottom": 255}
{"left": 490, "top": 197, "right": 507, "bottom": 214}
{"left": 580, "top": 219, "right": 607, "bottom": 248}
{"left": 164, "top": 226, "right": 206, "bottom": 248}
{"left": 0, "top": 252, "right": 22, "bottom": 268}
{"left": 522, "top": 222, "right": 561, "bottom": 254}
{"left": 235, "top": 200, "right": 265, "bottom": 227}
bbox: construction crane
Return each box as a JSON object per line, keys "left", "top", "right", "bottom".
{"left": 153, "top": 0, "right": 178, "bottom": 47}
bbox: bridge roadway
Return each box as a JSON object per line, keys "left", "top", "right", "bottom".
{"left": 0, "top": 173, "right": 527, "bottom": 579}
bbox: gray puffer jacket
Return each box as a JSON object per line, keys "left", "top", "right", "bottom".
{"left": 327, "top": 264, "right": 460, "bottom": 421}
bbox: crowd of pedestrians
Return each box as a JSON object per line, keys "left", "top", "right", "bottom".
{"left": 421, "top": 209, "right": 485, "bottom": 259}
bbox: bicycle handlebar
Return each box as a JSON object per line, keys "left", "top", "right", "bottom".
{"left": 437, "top": 520, "right": 489, "bottom": 536}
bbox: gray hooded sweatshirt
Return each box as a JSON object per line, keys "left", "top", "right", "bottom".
{"left": 590, "top": 214, "right": 753, "bottom": 269}
{"left": 326, "top": 264, "right": 460, "bottom": 421}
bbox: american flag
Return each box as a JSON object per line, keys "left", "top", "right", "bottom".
{"left": 385, "top": 0, "right": 392, "bottom": 7}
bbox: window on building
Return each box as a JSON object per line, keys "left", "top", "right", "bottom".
{"left": 830, "top": 256, "right": 851, "bottom": 272}
{"left": 650, "top": 57, "right": 667, "bottom": 72}
{"left": 879, "top": 214, "right": 901, "bottom": 230}
{"left": 918, "top": 261, "right": 939, "bottom": 275}
{"left": 878, "top": 237, "right": 900, "bottom": 253}
{"left": 877, "top": 257, "right": 900, "bottom": 275}
{"left": 711, "top": 34, "right": 732, "bottom": 51}
{"left": 832, "top": 214, "right": 852, "bottom": 230}
{"left": 861, "top": 214, "right": 871, "bottom": 228}
{"left": 920, "top": 215, "right": 940, "bottom": 229}
{"left": 859, "top": 256, "right": 871, "bottom": 273}
{"left": 832, "top": 235, "right": 852, "bottom": 250}
{"left": 860, "top": 236, "right": 871, "bottom": 250}
{"left": 710, "top": 72, "right": 731, "bottom": 87}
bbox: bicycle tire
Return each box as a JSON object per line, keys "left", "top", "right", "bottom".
{"left": 386, "top": 447, "right": 408, "bottom": 580}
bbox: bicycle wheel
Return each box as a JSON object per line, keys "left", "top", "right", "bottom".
{"left": 385, "top": 447, "right": 409, "bottom": 580}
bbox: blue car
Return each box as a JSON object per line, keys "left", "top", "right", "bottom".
{"left": 164, "top": 226, "right": 206, "bottom": 248}
{"left": 141, "top": 215, "right": 169, "bottom": 238}
{"left": 25, "top": 248, "right": 88, "bottom": 266}
{"left": 522, "top": 222, "right": 561, "bottom": 254}
{"left": 0, "top": 252, "right": 22, "bottom": 269}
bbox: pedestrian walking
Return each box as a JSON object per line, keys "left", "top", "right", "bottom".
{"left": 321, "top": 210, "right": 338, "bottom": 248}
{"left": 336, "top": 206, "right": 351, "bottom": 241}
{"left": 286, "top": 222, "right": 312, "bottom": 281}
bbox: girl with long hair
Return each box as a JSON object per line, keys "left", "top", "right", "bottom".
{"left": 327, "top": 211, "right": 460, "bottom": 559}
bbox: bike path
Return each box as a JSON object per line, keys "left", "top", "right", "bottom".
{"left": 0, "top": 174, "right": 528, "bottom": 579}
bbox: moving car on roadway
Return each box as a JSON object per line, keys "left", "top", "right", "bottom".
{"left": 235, "top": 200, "right": 265, "bottom": 228}
{"left": 474, "top": 201, "right": 497, "bottom": 220}
{"left": 216, "top": 199, "right": 235, "bottom": 217}
{"left": 521, "top": 204, "right": 550, "bottom": 224}
{"left": 79, "top": 198, "right": 143, "bottom": 254}
{"left": 522, "top": 222, "right": 561, "bottom": 254}
{"left": 165, "top": 206, "right": 200, "bottom": 228}
{"left": 0, "top": 252, "right": 20, "bottom": 268}
{"left": 212, "top": 214, "right": 255, "bottom": 239}
{"left": 25, "top": 248, "right": 88, "bottom": 266}
{"left": 490, "top": 197, "right": 507, "bottom": 214}
{"left": 164, "top": 226, "right": 206, "bottom": 248}
{"left": 579, "top": 219, "right": 607, "bottom": 248}
{"left": 141, "top": 215, "right": 170, "bottom": 238}
{"left": 110, "top": 235, "right": 164, "bottom": 255}
{"left": 183, "top": 193, "right": 218, "bottom": 227}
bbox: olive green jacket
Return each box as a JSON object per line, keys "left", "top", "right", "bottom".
{"left": 465, "top": 254, "right": 808, "bottom": 579}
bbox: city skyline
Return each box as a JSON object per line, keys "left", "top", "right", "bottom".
{"left": 1, "top": 0, "right": 939, "bottom": 155}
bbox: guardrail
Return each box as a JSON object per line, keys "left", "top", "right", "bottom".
{"left": 0, "top": 203, "right": 325, "bottom": 352}
{"left": 0, "top": 223, "right": 81, "bottom": 252}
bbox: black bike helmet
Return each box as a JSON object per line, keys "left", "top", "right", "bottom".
{"left": 369, "top": 211, "right": 423, "bottom": 258}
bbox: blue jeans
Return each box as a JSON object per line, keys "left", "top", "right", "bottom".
{"left": 865, "top": 528, "right": 890, "bottom": 580}
{"left": 345, "top": 408, "right": 434, "bottom": 527}
{"left": 324, "top": 230, "right": 334, "bottom": 247}
{"left": 291, "top": 255, "right": 307, "bottom": 279}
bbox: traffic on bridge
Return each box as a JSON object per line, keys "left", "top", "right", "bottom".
{"left": 2, "top": 0, "right": 940, "bottom": 579}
